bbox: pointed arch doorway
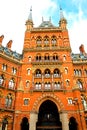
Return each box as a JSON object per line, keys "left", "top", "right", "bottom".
{"left": 36, "top": 100, "right": 62, "bottom": 130}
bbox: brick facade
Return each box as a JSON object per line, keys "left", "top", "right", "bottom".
{"left": 0, "top": 8, "right": 87, "bottom": 130}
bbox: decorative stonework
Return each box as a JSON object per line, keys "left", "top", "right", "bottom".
{"left": 32, "top": 93, "right": 65, "bottom": 112}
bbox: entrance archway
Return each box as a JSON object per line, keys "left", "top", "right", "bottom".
{"left": 69, "top": 117, "right": 78, "bottom": 130}
{"left": 21, "top": 117, "right": 29, "bottom": 130}
{"left": 36, "top": 100, "right": 62, "bottom": 130}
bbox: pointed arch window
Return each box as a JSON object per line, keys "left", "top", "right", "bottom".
{"left": 77, "top": 79, "right": 83, "bottom": 89}
{"left": 54, "top": 82, "right": 61, "bottom": 89}
{"left": 2, "top": 64, "right": 7, "bottom": 71}
{"left": 53, "top": 69, "right": 61, "bottom": 77}
{"left": 8, "top": 78, "right": 15, "bottom": 89}
{"left": 0, "top": 74, "right": 4, "bottom": 86}
{"left": 51, "top": 36, "right": 57, "bottom": 46}
{"left": 44, "top": 69, "right": 51, "bottom": 78}
{"left": 26, "top": 81, "right": 30, "bottom": 87}
{"left": 36, "top": 36, "right": 42, "bottom": 47}
{"left": 44, "top": 36, "right": 49, "bottom": 46}
{"left": 5, "top": 93, "right": 12, "bottom": 108}
{"left": 35, "top": 82, "right": 41, "bottom": 90}
{"left": 12, "top": 67, "right": 17, "bottom": 74}
{"left": 35, "top": 69, "right": 41, "bottom": 77}
{"left": 45, "top": 82, "right": 51, "bottom": 89}
{"left": 36, "top": 54, "right": 41, "bottom": 61}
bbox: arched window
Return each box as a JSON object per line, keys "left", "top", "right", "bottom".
{"left": 8, "top": 78, "right": 15, "bottom": 89}
{"left": 44, "top": 53, "right": 50, "bottom": 61}
{"left": 54, "top": 82, "right": 61, "bottom": 89}
{"left": 44, "top": 36, "right": 49, "bottom": 46}
{"left": 53, "top": 54, "right": 58, "bottom": 61}
{"left": 53, "top": 69, "right": 61, "bottom": 77}
{"left": 12, "top": 67, "right": 17, "bottom": 74}
{"left": 77, "top": 79, "right": 83, "bottom": 89}
{"left": 0, "top": 74, "right": 4, "bottom": 86}
{"left": 26, "top": 81, "right": 30, "bottom": 87}
{"left": 5, "top": 93, "right": 12, "bottom": 108}
{"left": 45, "top": 82, "right": 51, "bottom": 89}
{"left": 36, "top": 36, "right": 42, "bottom": 47}
{"left": 84, "top": 69, "right": 87, "bottom": 76}
{"left": 2, "top": 118, "right": 8, "bottom": 130}
{"left": 27, "top": 69, "right": 30, "bottom": 75}
{"left": 36, "top": 54, "right": 41, "bottom": 61}
{"left": 66, "top": 79, "right": 70, "bottom": 86}
{"left": 2, "top": 64, "right": 7, "bottom": 71}
{"left": 35, "top": 82, "right": 41, "bottom": 90}
{"left": 35, "top": 69, "right": 41, "bottom": 77}
{"left": 44, "top": 69, "right": 50, "bottom": 78}
{"left": 51, "top": 36, "right": 57, "bottom": 46}
{"left": 65, "top": 68, "right": 68, "bottom": 74}
{"left": 81, "top": 95, "right": 87, "bottom": 111}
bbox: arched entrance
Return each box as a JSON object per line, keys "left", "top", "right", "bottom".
{"left": 69, "top": 117, "right": 78, "bottom": 130}
{"left": 36, "top": 100, "right": 62, "bottom": 130}
{"left": 21, "top": 117, "right": 29, "bottom": 130}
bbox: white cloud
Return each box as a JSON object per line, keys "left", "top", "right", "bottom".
{"left": 0, "top": 0, "right": 57, "bottom": 53}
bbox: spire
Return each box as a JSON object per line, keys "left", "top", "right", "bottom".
{"left": 26, "top": 6, "right": 33, "bottom": 30}
{"left": 59, "top": 7, "right": 67, "bottom": 30}
{"left": 28, "top": 6, "right": 33, "bottom": 21}
{"left": 60, "top": 7, "right": 64, "bottom": 20}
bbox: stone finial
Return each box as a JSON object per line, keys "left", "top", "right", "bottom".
{"left": 79, "top": 44, "right": 86, "bottom": 54}
{"left": 6, "top": 40, "right": 13, "bottom": 50}
{"left": 0, "top": 35, "right": 4, "bottom": 45}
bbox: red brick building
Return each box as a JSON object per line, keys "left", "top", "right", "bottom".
{"left": 0, "top": 8, "right": 87, "bottom": 130}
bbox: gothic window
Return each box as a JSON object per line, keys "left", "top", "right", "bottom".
{"left": 2, "top": 64, "right": 7, "bottom": 71}
{"left": 84, "top": 69, "right": 87, "bottom": 76}
{"left": 36, "top": 36, "right": 42, "bottom": 46}
{"left": 66, "top": 79, "right": 70, "bottom": 86}
{"left": 53, "top": 69, "right": 61, "bottom": 77}
{"left": 27, "top": 69, "right": 30, "bottom": 75}
{"left": 44, "top": 69, "right": 50, "bottom": 78}
{"left": 54, "top": 82, "right": 61, "bottom": 89}
{"left": 53, "top": 54, "right": 58, "bottom": 61}
{"left": 78, "top": 69, "right": 82, "bottom": 76}
{"left": 0, "top": 74, "right": 4, "bottom": 86}
{"left": 36, "top": 54, "right": 41, "bottom": 61}
{"left": 81, "top": 95, "right": 87, "bottom": 111}
{"left": 26, "top": 81, "right": 30, "bottom": 87}
{"left": 63, "top": 55, "right": 66, "bottom": 61}
{"left": 24, "top": 99, "right": 29, "bottom": 105}
{"left": 51, "top": 36, "right": 57, "bottom": 46}
{"left": 8, "top": 78, "right": 15, "bottom": 89}
{"left": 45, "top": 82, "right": 51, "bottom": 89}
{"left": 77, "top": 79, "right": 83, "bottom": 89}
{"left": 65, "top": 68, "right": 68, "bottom": 74}
{"left": 5, "top": 93, "right": 12, "bottom": 108}
{"left": 44, "top": 36, "right": 49, "bottom": 46}
{"left": 12, "top": 67, "right": 17, "bottom": 74}
{"left": 35, "top": 69, "right": 41, "bottom": 77}
{"left": 28, "top": 56, "right": 31, "bottom": 62}
{"left": 35, "top": 82, "right": 41, "bottom": 89}
{"left": 44, "top": 53, "right": 50, "bottom": 61}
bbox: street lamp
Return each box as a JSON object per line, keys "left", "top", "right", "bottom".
{"left": 73, "top": 98, "right": 83, "bottom": 130}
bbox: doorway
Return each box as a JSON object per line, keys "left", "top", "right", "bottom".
{"left": 21, "top": 117, "right": 29, "bottom": 130}
{"left": 36, "top": 100, "right": 62, "bottom": 130}
{"left": 69, "top": 117, "right": 78, "bottom": 130}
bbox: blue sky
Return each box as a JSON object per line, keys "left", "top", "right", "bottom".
{"left": 0, "top": 0, "right": 87, "bottom": 53}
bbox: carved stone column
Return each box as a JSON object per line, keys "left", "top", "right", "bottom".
{"left": 60, "top": 112, "right": 69, "bottom": 130}
{"left": 29, "top": 111, "right": 38, "bottom": 130}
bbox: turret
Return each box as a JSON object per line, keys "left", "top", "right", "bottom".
{"left": 59, "top": 7, "right": 67, "bottom": 30}
{"left": 25, "top": 7, "right": 33, "bottom": 31}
